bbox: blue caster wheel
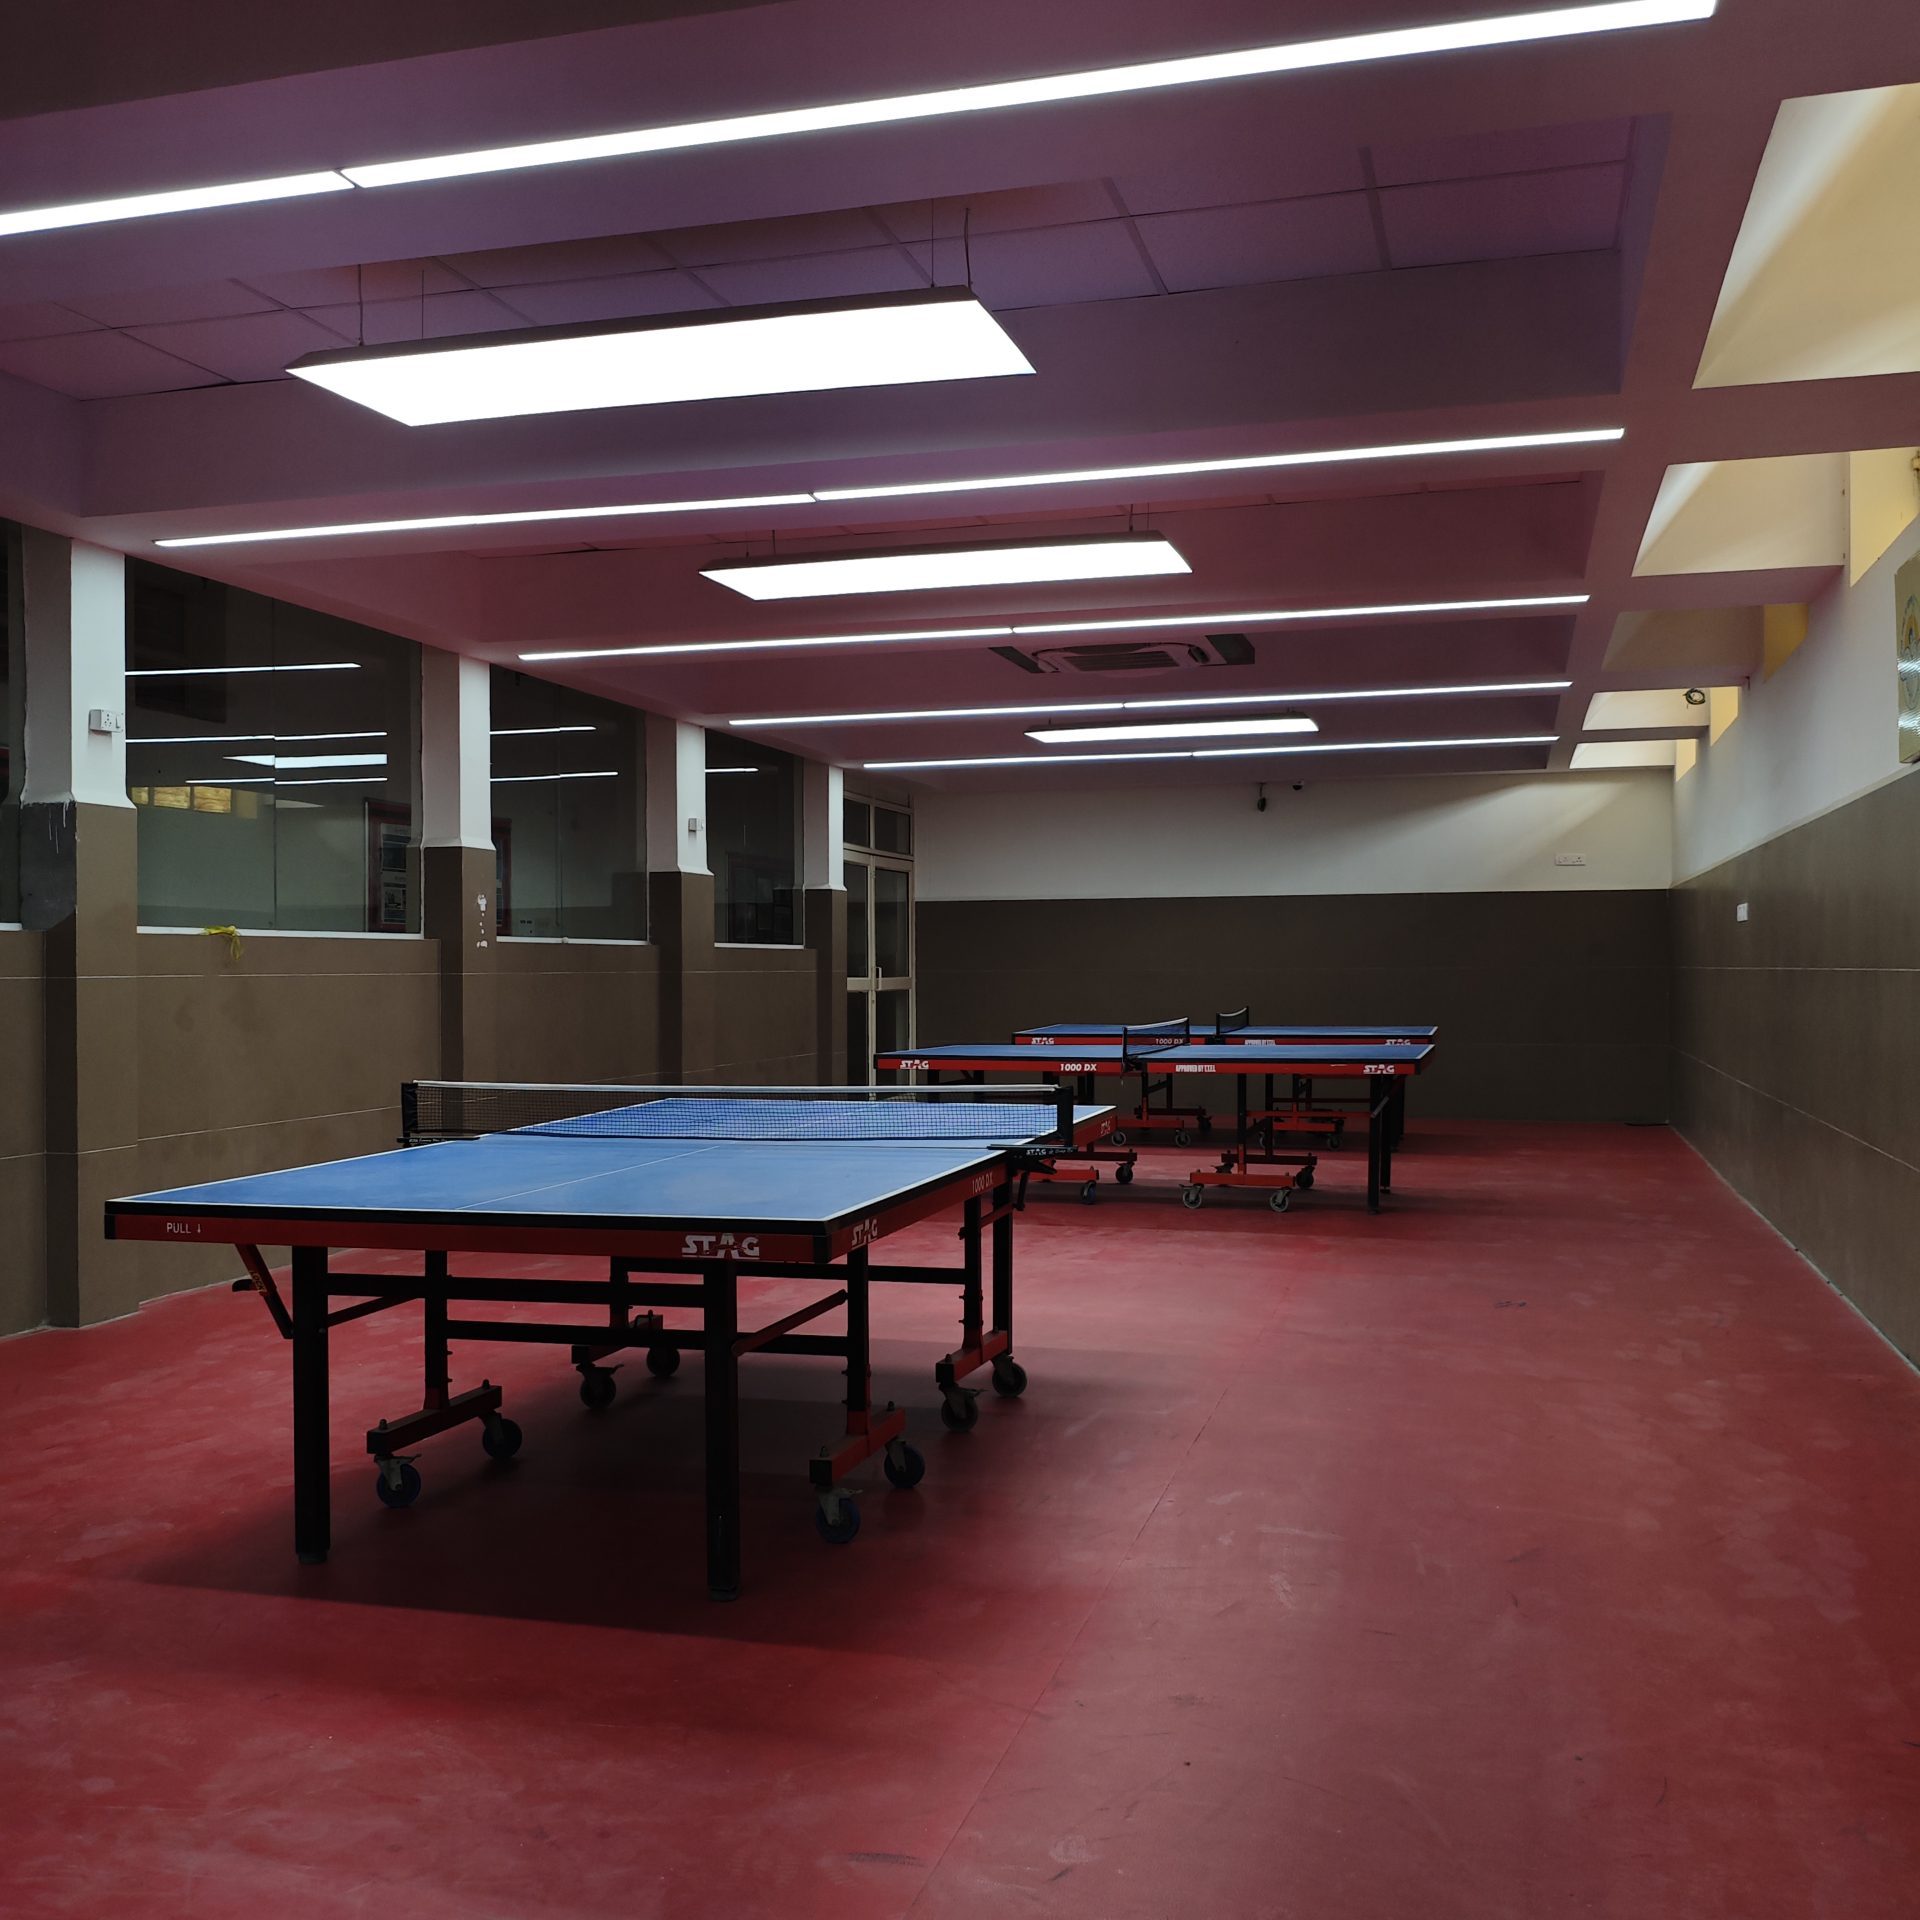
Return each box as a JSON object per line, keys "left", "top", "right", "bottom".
{"left": 481, "top": 1414, "right": 523, "bottom": 1461}
{"left": 374, "top": 1460, "right": 422, "bottom": 1509}
{"left": 815, "top": 1497, "right": 861, "bottom": 1544}
{"left": 883, "top": 1441, "right": 927, "bottom": 1490}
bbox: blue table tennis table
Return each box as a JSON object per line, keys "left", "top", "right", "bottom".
{"left": 104, "top": 1084, "right": 1114, "bottom": 1600}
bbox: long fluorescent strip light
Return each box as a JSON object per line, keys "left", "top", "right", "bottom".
{"left": 228, "top": 753, "right": 389, "bottom": 770}
{"left": 817, "top": 429, "right": 1626, "bottom": 503}
{"left": 490, "top": 770, "right": 620, "bottom": 783}
{"left": 344, "top": 4, "right": 1714, "bottom": 189}
{"left": 158, "top": 496, "right": 813, "bottom": 550}
{"left": 287, "top": 290, "right": 1031, "bottom": 427}
{"left": 153, "top": 429, "right": 1621, "bottom": 550}
{"left": 522, "top": 596, "right": 1585, "bottom": 661}
{"left": 125, "top": 662, "right": 361, "bottom": 678}
{"left": 702, "top": 534, "right": 1189, "bottom": 602}
{"left": 3, "top": 6, "right": 1710, "bottom": 239}
{"left": 0, "top": 171, "right": 352, "bottom": 240}
{"left": 490, "top": 725, "right": 598, "bottom": 737}
{"left": 131, "top": 730, "right": 387, "bottom": 745}
{"left": 866, "top": 734, "right": 1559, "bottom": 769}
{"left": 1030, "top": 716, "right": 1317, "bottom": 744}
{"left": 728, "top": 679, "right": 1573, "bottom": 728}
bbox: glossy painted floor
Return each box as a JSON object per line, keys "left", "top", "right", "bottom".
{"left": 3, "top": 1123, "right": 1917, "bottom": 1919}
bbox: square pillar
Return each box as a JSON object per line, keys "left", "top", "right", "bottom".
{"left": 646, "top": 714, "right": 713, "bottom": 1081}
{"left": 19, "top": 532, "right": 142, "bottom": 1325}
{"left": 801, "top": 760, "right": 847, "bottom": 1085}
{"left": 419, "top": 648, "right": 496, "bottom": 1079}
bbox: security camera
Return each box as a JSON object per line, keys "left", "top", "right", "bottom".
{"left": 1684, "top": 687, "right": 1707, "bottom": 706}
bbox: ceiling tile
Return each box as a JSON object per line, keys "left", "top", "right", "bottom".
{"left": 872, "top": 182, "right": 1123, "bottom": 243}
{"left": 306, "top": 288, "right": 530, "bottom": 347}
{"left": 0, "top": 329, "right": 226, "bottom": 399}
{"left": 967, "top": 221, "right": 1160, "bottom": 309}
{"left": 1371, "top": 118, "right": 1636, "bottom": 187}
{"left": 238, "top": 266, "right": 366, "bottom": 307}
{"left": 698, "top": 246, "right": 929, "bottom": 307}
{"left": 0, "top": 302, "right": 100, "bottom": 344}
{"left": 127, "top": 309, "right": 355, "bottom": 382}
{"left": 62, "top": 280, "right": 276, "bottom": 329}
{"left": 1111, "top": 151, "right": 1369, "bottom": 216}
{"left": 442, "top": 232, "right": 677, "bottom": 288}
{"left": 653, "top": 209, "right": 891, "bottom": 268}
{"left": 357, "top": 259, "right": 476, "bottom": 301}
{"left": 501, "top": 270, "right": 724, "bottom": 325}
{"left": 1134, "top": 195, "right": 1381, "bottom": 291}
{"left": 1380, "top": 164, "right": 1625, "bottom": 268}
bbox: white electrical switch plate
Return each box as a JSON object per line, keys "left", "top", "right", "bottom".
{"left": 1553, "top": 852, "right": 1586, "bottom": 867}
{"left": 87, "top": 708, "right": 125, "bottom": 735}
{"left": 687, "top": 816, "right": 700, "bottom": 835}
{"left": 1736, "top": 901, "right": 1749, "bottom": 922}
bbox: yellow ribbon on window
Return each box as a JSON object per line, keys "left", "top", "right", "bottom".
{"left": 202, "top": 924, "right": 244, "bottom": 961}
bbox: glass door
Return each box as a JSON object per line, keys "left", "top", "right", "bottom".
{"left": 845, "top": 850, "right": 913, "bottom": 1082}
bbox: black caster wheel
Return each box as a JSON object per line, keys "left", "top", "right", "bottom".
{"left": 1296, "top": 1168, "right": 1315, "bottom": 1192}
{"left": 1080, "top": 1180, "right": 1099, "bottom": 1204}
{"left": 1269, "top": 1190, "right": 1292, "bottom": 1214}
{"left": 815, "top": 1497, "right": 861, "bottom": 1544}
{"left": 991, "top": 1357, "right": 1029, "bottom": 1398}
{"left": 939, "top": 1391, "right": 980, "bottom": 1433}
{"left": 1180, "top": 1184, "right": 1204, "bottom": 1210}
{"left": 578, "top": 1367, "right": 617, "bottom": 1410}
{"left": 1172, "top": 1127, "right": 1192, "bottom": 1148}
{"left": 374, "top": 1460, "right": 422, "bottom": 1509}
{"left": 1198, "top": 1113, "right": 1213, "bottom": 1136}
{"left": 1114, "top": 1161, "right": 1134, "bottom": 1185}
{"left": 883, "top": 1441, "right": 927, "bottom": 1490}
{"left": 1109, "top": 1128, "right": 1129, "bottom": 1147}
{"left": 481, "top": 1414, "right": 523, "bottom": 1461}
{"left": 646, "top": 1343, "right": 680, "bottom": 1379}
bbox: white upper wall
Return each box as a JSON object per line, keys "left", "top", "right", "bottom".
{"left": 1673, "top": 511, "right": 1920, "bottom": 882}
{"left": 917, "top": 770, "right": 1673, "bottom": 902}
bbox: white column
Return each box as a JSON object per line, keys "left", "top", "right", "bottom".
{"left": 801, "top": 758, "right": 845, "bottom": 892}
{"left": 645, "top": 713, "right": 710, "bottom": 875}
{"left": 19, "top": 533, "right": 130, "bottom": 809}
{"left": 419, "top": 649, "right": 491, "bottom": 848}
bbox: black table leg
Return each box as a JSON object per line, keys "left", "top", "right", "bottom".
{"left": 703, "top": 1263, "right": 741, "bottom": 1602}
{"left": 1366, "top": 1097, "right": 1384, "bottom": 1214}
{"left": 991, "top": 1179, "right": 1015, "bottom": 1356}
{"left": 1380, "top": 1090, "right": 1397, "bottom": 1193}
{"left": 292, "top": 1244, "right": 331, "bottom": 1565}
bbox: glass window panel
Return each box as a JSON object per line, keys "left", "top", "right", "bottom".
{"left": 875, "top": 987, "right": 912, "bottom": 1056}
{"left": 874, "top": 865, "right": 911, "bottom": 978}
{"left": 490, "top": 669, "right": 646, "bottom": 940}
{"left": 872, "top": 806, "right": 912, "bottom": 855}
{"left": 125, "top": 564, "right": 419, "bottom": 933}
{"left": 843, "top": 797, "right": 871, "bottom": 848}
{"left": 846, "top": 859, "right": 870, "bottom": 979}
{"left": 0, "top": 523, "right": 19, "bottom": 923}
{"left": 708, "top": 735, "right": 800, "bottom": 944}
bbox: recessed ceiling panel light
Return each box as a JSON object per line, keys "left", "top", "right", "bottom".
{"left": 490, "top": 725, "right": 598, "bottom": 737}
{"left": 343, "top": 4, "right": 1715, "bottom": 190}
{"left": 0, "top": 171, "right": 352, "bottom": 239}
{"left": 126, "top": 662, "right": 361, "bottom": 678}
{"left": 287, "top": 290, "right": 1031, "bottom": 426}
{"left": 489, "top": 770, "right": 622, "bottom": 783}
{"left": 702, "top": 534, "right": 1191, "bottom": 602}
{"left": 1029, "top": 715, "right": 1319, "bottom": 744}
{"left": 816, "top": 429, "right": 1627, "bottom": 502}
{"left": 867, "top": 733, "right": 1558, "bottom": 770}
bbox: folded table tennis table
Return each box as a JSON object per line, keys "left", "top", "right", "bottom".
{"left": 103, "top": 1084, "right": 1114, "bottom": 1600}
{"left": 877, "top": 1034, "right": 1434, "bottom": 1212}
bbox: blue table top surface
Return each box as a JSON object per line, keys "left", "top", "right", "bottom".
{"left": 885, "top": 1042, "right": 1436, "bottom": 1067}
{"left": 111, "top": 1099, "right": 1110, "bottom": 1229}
{"left": 1017, "top": 1023, "right": 1438, "bottom": 1041}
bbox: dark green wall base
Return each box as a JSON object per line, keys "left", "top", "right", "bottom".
{"left": 917, "top": 890, "right": 1671, "bottom": 1122}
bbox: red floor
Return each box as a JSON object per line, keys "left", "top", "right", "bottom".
{"left": 3, "top": 1124, "right": 1917, "bottom": 1918}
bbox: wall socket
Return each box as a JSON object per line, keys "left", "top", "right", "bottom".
{"left": 1552, "top": 852, "right": 1586, "bottom": 867}
{"left": 1736, "top": 901, "right": 1750, "bottom": 922}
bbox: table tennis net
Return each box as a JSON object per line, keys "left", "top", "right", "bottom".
{"left": 404, "top": 1081, "right": 1080, "bottom": 1146}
